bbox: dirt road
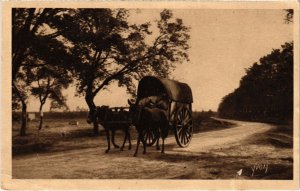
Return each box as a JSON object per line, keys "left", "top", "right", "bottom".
{"left": 12, "top": 118, "right": 293, "bottom": 179}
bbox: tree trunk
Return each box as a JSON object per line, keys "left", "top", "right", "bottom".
{"left": 38, "top": 105, "right": 44, "bottom": 130}
{"left": 20, "top": 101, "right": 27, "bottom": 136}
{"left": 85, "top": 94, "right": 99, "bottom": 135}
{"left": 14, "top": 81, "right": 28, "bottom": 136}
{"left": 39, "top": 115, "right": 44, "bottom": 130}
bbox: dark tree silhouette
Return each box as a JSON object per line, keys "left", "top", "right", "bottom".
{"left": 12, "top": 8, "right": 190, "bottom": 135}
{"left": 30, "top": 65, "right": 71, "bottom": 130}
{"left": 12, "top": 8, "right": 74, "bottom": 135}
{"left": 218, "top": 42, "right": 293, "bottom": 123}
{"left": 54, "top": 9, "right": 190, "bottom": 134}
{"left": 12, "top": 73, "right": 30, "bottom": 135}
{"left": 284, "top": 9, "right": 293, "bottom": 23}
{"left": 218, "top": 10, "right": 294, "bottom": 123}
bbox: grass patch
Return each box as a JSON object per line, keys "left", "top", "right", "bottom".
{"left": 247, "top": 124, "right": 293, "bottom": 148}
{"left": 12, "top": 118, "right": 99, "bottom": 156}
{"left": 193, "top": 112, "right": 235, "bottom": 133}
{"left": 13, "top": 112, "right": 235, "bottom": 157}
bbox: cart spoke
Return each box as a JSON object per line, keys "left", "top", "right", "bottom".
{"left": 186, "top": 128, "right": 192, "bottom": 136}
{"left": 185, "top": 118, "right": 192, "bottom": 124}
{"left": 185, "top": 133, "right": 189, "bottom": 144}
{"left": 180, "top": 110, "right": 185, "bottom": 120}
{"left": 180, "top": 109, "right": 185, "bottom": 120}
{"left": 186, "top": 133, "right": 189, "bottom": 144}
{"left": 184, "top": 132, "right": 189, "bottom": 142}
{"left": 183, "top": 133, "right": 186, "bottom": 145}
{"left": 181, "top": 132, "right": 185, "bottom": 144}
{"left": 184, "top": 130, "right": 189, "bottom": 137}
{"left": 178, "top": 127, "right": 183, "bottom": 138}
{"left": 183, "top": 109, "right": 188, "bottom": 120}
{"left": 177, "top": 111, "right": 182, "bottom": 119}
{"left": 184, "top": 113, "right": 190, "bottom": 122}
{"left": 142, "top": 127, "right": 157, "bottom": 146}
{"left": 186, "top": 125, "right": 192, "bottom": 132}
{"left": 177, "top": 124, "right": 183, "bottom": 127}
{"left": 174, "top": 106, "right": 193, "bottom": 147}
{"left": 177, "top": 126, "right": 183, "bottom": 134}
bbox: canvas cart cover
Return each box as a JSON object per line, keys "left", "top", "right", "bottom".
{"left": 137, "top": 76, "right": 193, "bottom": 103}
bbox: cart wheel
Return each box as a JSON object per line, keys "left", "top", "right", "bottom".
{"left": 142, "top": 126, "right": 158, "bottom": 146}
{"left": 174, "top": 107, "right": 193, "bottom": 147}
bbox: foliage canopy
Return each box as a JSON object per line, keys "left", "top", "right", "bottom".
{"left": 218, "top": 42, "right": 293, "bottom": 123}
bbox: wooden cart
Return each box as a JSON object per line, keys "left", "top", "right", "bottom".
{"left": 135, "top": 76, "right": 193, "bottom": 147}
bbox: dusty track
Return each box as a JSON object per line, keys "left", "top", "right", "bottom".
{"left": 12, "top": 118, "right": 292, "bottom": 179}
{"left": 173, "top": 118, "right": 272, "bottom": 152}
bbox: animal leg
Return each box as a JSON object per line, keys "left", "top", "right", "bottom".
{"left": 120, "top": 129, "right": 127, "bottom": 151}
{"left": 156, "top": 136, "right": 160, "bottom": 150}
{"left": 105, "top": 128, "right": 110, "bottom": 153}
{"left": 127, "top": 129, "right": 132, "bottom": 150}
{"left": 133, "top": 134, "right": 141, "bottom": 157}
{"left": 161, "top": 138, "right": 165, "bottom": 154}
{"left": 142, "top": 140, "right": 147, "bottom": 154}
{"left": 112, "top": 130, "right": 120, "bottom": 148}
{"left": 142, "top": 131, "right": 147, "bottom": 155}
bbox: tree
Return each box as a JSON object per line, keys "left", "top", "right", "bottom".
{"left": 12, "top": 75, "right": 30, "bottom": 135}
{"left": 30, "top": 65, "right": 71, "bottom": 130}
{"left": 50, "top": 99, "right": 69, "bottom": 112}
{"left": 284, "top": 9, "right": 293, "bottom": 23}
{"left": 12, "top": 8, "right": 190, "bottom": 135}
{"left": 219, "top": 11, "right": 294, "bottom": 123}
{"left": 12, "top": 8, "right": 74, "bottom": 135}
{"left": 12, "top": 8, "right": 72, "bottom": 80}
{"left": 56, "top": 9, "right": 190, "bottom": 134}
{"left": 218, "top": 42, "right": 293, "bottom": 122}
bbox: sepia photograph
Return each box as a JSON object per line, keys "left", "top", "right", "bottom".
{"left": 1, "top": 1, "right": 299, "bottom": 190}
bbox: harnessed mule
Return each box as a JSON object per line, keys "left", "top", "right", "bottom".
{"left": 128, "top": 98, "right": 169, "bottom": 157}
{"left": 87, "top": 106, "right": 132, "bottom": 153}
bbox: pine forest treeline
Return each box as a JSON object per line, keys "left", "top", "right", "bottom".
{"left": 218, "top": 42, "right": 293, "bottom": 123}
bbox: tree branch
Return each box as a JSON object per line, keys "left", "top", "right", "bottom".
{"left": 12, "top": 82, "right": 26, "bottom": 105}
{"left": 41, "top": 77, "right": 52, "bottom": 106}
{"left": 24, "top": 9, "right": 36, "bottom": 34}
{"left": 91, "top": 53, "right": 151, "bottom": 97}
{"left": 92, "top": 64, "right": 128, "bottom": 97}
{"left": 21, "top": 62, "right": 47, "bottom": 67}
{"left": 31, "top": 8, "right": 49, "bottom": 34}
{"left": 153, "top": 34, "right": 165, "bottom": 47}
{"left": 43, "top": 30, "right": 63, "bottom": 40}
{"left": 12, "top": 9, "right": 36, "bottom": 80}
{"left": 37, "top": 79, "right": 43, "bottom": 103}
{"left": 91, "top": 51, "right": 100, "bottom": 67}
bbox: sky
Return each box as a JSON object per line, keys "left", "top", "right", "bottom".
{"left": 27, "top": 9, "right": 293, "bottom": 112}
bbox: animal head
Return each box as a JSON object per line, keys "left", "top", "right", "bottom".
{"left": 97, "top": 106, "right": 110, "bottom": 120}
{"left": 128, "top": 97, "right": 167, "bottom": 125}
{"left": 128, "top": 99, "right": 143, "bottom": 125}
